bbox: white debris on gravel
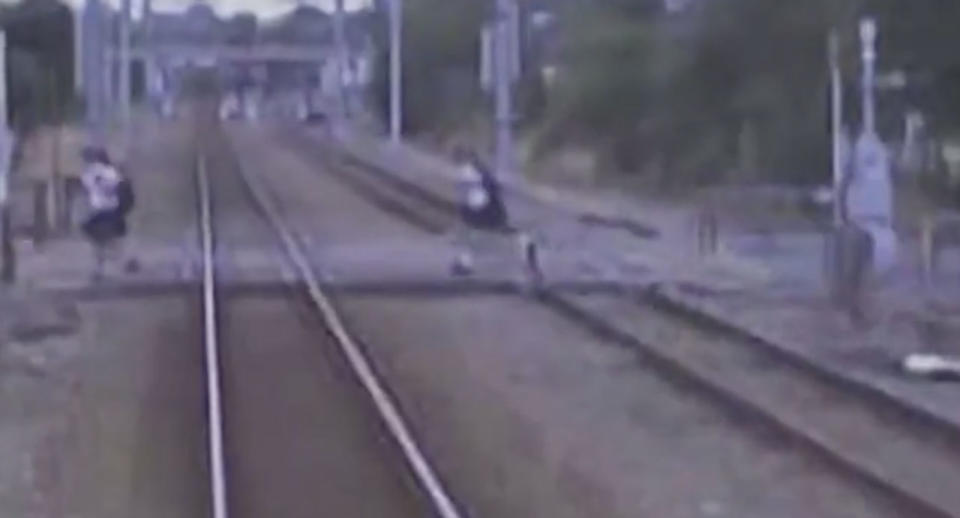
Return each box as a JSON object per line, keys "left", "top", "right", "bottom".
{"left": 903, "top": 353, "right": 960, "bottom": 380}
{"left": 2, "top": 342, "right": 49, "bottom": 377}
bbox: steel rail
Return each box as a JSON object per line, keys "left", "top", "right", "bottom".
{"left": 223, "top": 135, "right": 464, "bottom": 518}
{"left": 197, "top": 155, "right": 230, "bottom": 518}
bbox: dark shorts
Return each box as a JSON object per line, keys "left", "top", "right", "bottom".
{"left": 461, "top": 202, "right": 509, "bottom": 232}
{"left": 82, "top": 210, "right": 127, "bottom": 245}
{"left": 831, "top": 224, "right": 874, "bottom": 307}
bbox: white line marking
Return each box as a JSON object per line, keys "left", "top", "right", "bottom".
{"left": 230, "top": 142, "right": 464, "bottom": 518}
{"left": 198, "top": 156, "right": 231, "bottom": 518}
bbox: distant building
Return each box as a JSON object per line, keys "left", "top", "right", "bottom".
{"left": 86, "top": 2, "right": 377, "bottom": 105}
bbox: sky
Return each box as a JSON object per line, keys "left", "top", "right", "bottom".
{"left": 0, "top": 0, "right": 372, "bottom": 19}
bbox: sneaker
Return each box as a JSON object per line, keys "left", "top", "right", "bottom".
{"left": 519, "top": 233, "right": 544, "bottom": 285}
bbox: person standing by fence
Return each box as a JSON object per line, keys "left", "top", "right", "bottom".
{"left": 80, "top": 146, "right": 136, "bottom": 281}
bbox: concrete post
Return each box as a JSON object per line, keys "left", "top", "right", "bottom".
{"left": 143, "top": 0, "right": 164, "bottom": 107}
{"left": 74, "top": 5, "right": 84, "bottom": 94}
{"left": 860, "top": 18, "right": 877, "bottom": 135}
{"left": 84, "top": 0, "right": 107, "bottom": 146}
{"left": 333, "top": 0, "right": 348, "bottom": 123}
{"left": 494, "top": 0, "right": 515, "bottom": 179}
{"left": 120, "top": 0, "right": 132, "bottom": 126}
{"left": 480, "top": 25, "right": 493, "bottom": 92}
{"left": 829, "top": 31, "right": 845, "bottom": 224}
{"left": 389, "top": 0, "right": 403, "bottom": 142}
{"left": 0, "top": 31, "right": 7, "bottom": 130}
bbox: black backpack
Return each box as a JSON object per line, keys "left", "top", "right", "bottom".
{"left": 116, "top": 178, "right": 136, "bottom": 215}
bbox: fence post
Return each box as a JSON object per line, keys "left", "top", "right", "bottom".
{"left": 33, "top": 181, "right": 49, "bottom": 245}
{"left": 921, "top": 215, "right": 935, "bottom": 285}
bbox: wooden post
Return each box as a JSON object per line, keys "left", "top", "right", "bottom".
{"left": 33, "top": 181, "right": 49, "bottom": 245}
{"left": 64, "top": 177, "right": 81, "bottom": 230}
{"left": 822, "top": 228, "right": 841, "bottom": 298}
{"left": 1, "top": 204, "right": 12, "bottom": 283}
{"left": 921, "top": 215, "right": 935, "bottom": 285}
{"left": 46, "top": 124, "right": 66, "bottom": 233}
{"left": 696, "top": 207, "right": 719, "bottom": 258}
{"left": 54, "top": 127, "right": 70, "bottom": 231}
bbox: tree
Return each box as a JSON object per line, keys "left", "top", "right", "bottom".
{"left": 537, "top": 7, "right": 660, "bottom": 166}
{"left": 0, "top": 0, "right": 75, "bottom": 132}
{"left": 369, "top": 0, "right": 485, "bottom": 134}
{"left": 225, "top": 12, "right": 259, "bottom": 46}
{"left": 536, "top": 0, "right": 866, "bottom": 187}
{"left": 540, "top": 0, "right": 960, "bottom": 189}
{"left": 538, "top": 2, "right": 733, "bottom": 181}
{"left": 368, "top": 0, "right": 960, "bottom": 188}
{"left": 261, "top": 5, "right": 329, "bottom": 45}
{"left": 866, "top": 0, "right": 960, "bottom": 133}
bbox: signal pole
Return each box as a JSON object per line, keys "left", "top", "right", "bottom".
{"left": 849, "top": 17, "right": 896, "bottom": 272}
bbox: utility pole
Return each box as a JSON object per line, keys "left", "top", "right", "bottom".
{"left": 860, "top": 18, "right": 877, "bottom": 134}
{"left": 333, "top": 0, "right": 348, "bottom": 125}
{"left": 84, "top": 0, "right": 107, "bottom": 146}
{"left": 0, "top": 31, "right": 13, "bottom": 282}
{"left": 74, "top": 5, "right": 84, "bottom": 95}
{"left": 120, "top": 0, "right": 132, "bottom": 130}
{"left": 143, "top": 0, "right": 157, "bottom": 104}
{"left": 389, "top": 0, "right": 403, "bottom": 143}
{"left": 860, "top": 18, "right": 877, "bottom": 135}
{"left": 829, "top": 31, "right": 844, "bottom": 224}
{"left": 0, "top": 31, "right": 7, "bottom": 131}
{"left": 494, "top": 0, "right": 515, "bottom": 179}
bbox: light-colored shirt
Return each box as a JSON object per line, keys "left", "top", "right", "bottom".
{"left": 459, "top": 164, "right": 489, "bottom": 210}
{"left": 82, "top": 163, "right": 121, "bottom": 212}
{"left": 845, "top": 133, "right": 898, "bottom": 274}
{"left": 846, "top": 133, "right": 893, "bottom": 226}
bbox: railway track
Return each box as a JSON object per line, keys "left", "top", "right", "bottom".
{"left": 269, "top": 124, "right": 960, "bottom": 517}
{"left": 193, "top": 117, "right": 462, "bottom": 518}
{"left": 270, "top": 127, "right": 457, "bottom": 238}
{"left": 58, "top": 108, "right": 952, "bottom": 516}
